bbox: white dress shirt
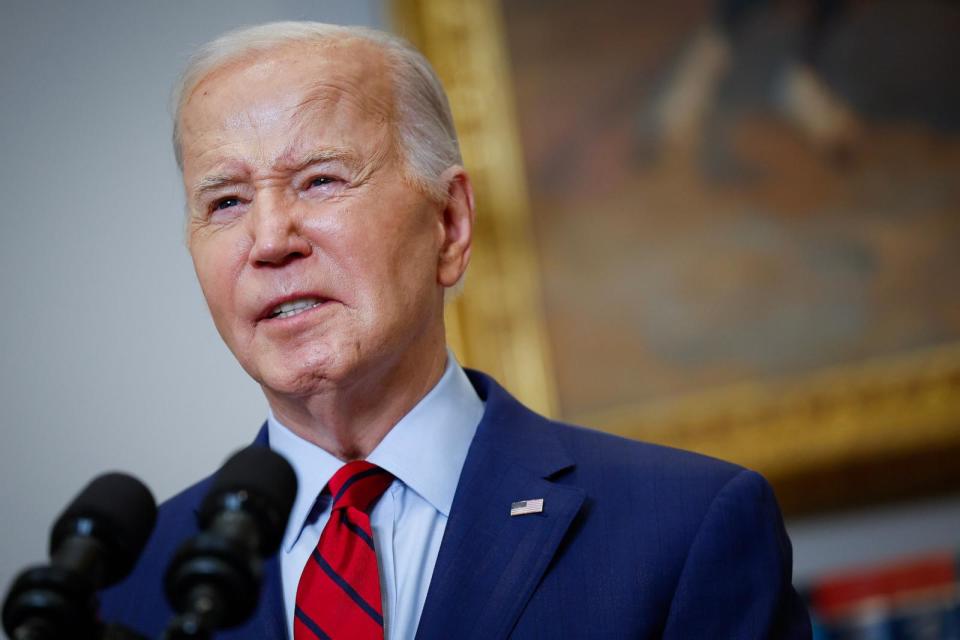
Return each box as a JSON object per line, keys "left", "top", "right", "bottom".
{"left": 267, "top": 354, "right": 484, "bottom": 639}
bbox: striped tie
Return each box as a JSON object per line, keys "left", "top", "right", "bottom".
{"left": 294, "top": 461, "right": 393, "bottom": 640}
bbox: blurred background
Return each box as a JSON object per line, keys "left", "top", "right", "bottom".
{"left": 2, "top": 0, "right": 958, "bottom": 637}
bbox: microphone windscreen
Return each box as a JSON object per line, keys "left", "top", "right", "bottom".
{"left": 199, "top": 446, "right": 297, "bottom": 553}
{"left": 50, "top": 472, "right": 158, "bottom": 585}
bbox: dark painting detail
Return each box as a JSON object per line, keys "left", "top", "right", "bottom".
{"left": 502, "top": 0, "right": 960, "bottom": 419}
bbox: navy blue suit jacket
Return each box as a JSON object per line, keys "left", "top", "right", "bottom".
{"left": 100, "top": 370, "right": 811, "bottom": 638}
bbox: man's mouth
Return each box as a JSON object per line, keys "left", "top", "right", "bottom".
{"left": 267, "top": 297, "right": 325, "bottom": 320}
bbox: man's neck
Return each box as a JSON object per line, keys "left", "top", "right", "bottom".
{"left": 263, "top": 344, "right": 449, "bottom": 461}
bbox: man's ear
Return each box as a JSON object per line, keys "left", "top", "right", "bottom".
{"left": 436, "top": 165, "right": 475, "bottom": 288}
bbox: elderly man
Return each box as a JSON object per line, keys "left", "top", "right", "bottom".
{"left": 99, "top": 22, "right": 810, "bottom": 640}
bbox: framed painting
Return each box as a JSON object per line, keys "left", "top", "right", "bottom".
{"left": 391, "top": 0, "right": 960, "bottom": 514}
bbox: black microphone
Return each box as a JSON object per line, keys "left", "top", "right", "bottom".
{"left": 2, "top": 473, "right": 157, "bottom": 640}
{"left": 163, "top": 446, "right": 297, "bottom": 638}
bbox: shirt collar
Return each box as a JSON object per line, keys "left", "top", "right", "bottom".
{"left": 366, "top": 352, "right": 483, "bottom": 518}
{"left": 268, "top": 411, "right": 343, "bottom": 554}
{"left": 268, "top": 351, "right": 484, "bottom": 552}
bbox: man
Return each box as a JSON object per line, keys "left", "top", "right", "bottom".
{"left": 100, "top": 22, "right": 811, "bottom": 639}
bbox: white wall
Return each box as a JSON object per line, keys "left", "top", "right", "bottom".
{"left": 0, "top": 0, "right": 384, "bottom": 593}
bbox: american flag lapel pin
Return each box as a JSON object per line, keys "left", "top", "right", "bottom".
{"left": 510, "top": 498, "right": 544, "bottom": 516}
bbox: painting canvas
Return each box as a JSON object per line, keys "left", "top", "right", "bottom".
{"left": 501, "top": 0, "right": 960, "bottom": 419}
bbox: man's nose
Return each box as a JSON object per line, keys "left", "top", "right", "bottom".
{"left": 248, "top": 194, "right": 312, "bottom": 266}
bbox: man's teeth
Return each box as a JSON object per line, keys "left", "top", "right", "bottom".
{"left": 270, "top": 298, "right": 322, "bottom": 319}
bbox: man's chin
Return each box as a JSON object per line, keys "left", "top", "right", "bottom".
{"left": 246, "top": 337, "right": 345, "bottom": 387}
{"left": 257, "top": 363, "right": 342, "bottom": 398}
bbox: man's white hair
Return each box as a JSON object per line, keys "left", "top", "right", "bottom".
{"left": 171, "top": 21, "right": 462, "bottom": 201}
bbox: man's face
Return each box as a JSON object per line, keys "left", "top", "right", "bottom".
{"left": 179, "top": 41, "right": 450, "bottom": 398}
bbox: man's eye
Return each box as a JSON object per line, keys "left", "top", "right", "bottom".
{"left": 214, "top": 197, "right": 240, "bottom": 211}
{"left": 309, "top": 176, "right": 336, "bottom": 188}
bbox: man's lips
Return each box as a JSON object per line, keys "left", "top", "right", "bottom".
{"left": 257, "top": 294, "right": 331, "bottom": 322}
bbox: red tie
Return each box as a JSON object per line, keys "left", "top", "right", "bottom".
{"left": 294, "top": 461, "right": 393, "bottom": 640}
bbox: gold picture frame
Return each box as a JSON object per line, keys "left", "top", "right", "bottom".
{"left": 391, "top": 0, "right": 960, "bottom": 515}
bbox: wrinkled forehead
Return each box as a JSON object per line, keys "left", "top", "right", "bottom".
{"left": 178, "top": 39, "right": 396, "bottom": 155}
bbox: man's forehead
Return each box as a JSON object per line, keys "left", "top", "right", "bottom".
{"left": 179, "top": 39, "right": 396, "bottom": 175}
{"left": 183, "top": 39, "right": 394, "bottom": 128}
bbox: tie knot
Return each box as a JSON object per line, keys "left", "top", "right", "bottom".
{"left": 327, "top": 460, "right": 392, "bottom": 513}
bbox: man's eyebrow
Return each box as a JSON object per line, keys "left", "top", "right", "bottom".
{"left": 191, "top": 174, "right": 240, "bottom": 198}
{"left": 190, "top": 150, "right": 363, "bottom": 198}
{"left": 277, "top": 148, "right": 361, "bottom": 173}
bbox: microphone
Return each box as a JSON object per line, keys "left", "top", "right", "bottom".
{"left": 2, "top": 473, "right": 157, "bottom": 640}
{"left": 163, "top": 446, "right": 297, "bottom": 638}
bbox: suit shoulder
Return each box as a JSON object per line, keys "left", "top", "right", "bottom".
{"left": 544, "top": 418, "right": 758, "bottom": 514}
{"left": 546, "top": 420, "right": 785, "bottom": 566}
{"left": 555, "top": 419, "right": 743, "bottom": 478}
{"left": 470, "top": 369, "right": 745, "bottom": 487}
{"left": 139, "top": 472, "right": 215, "bottom": 560}
{"left": 158, "top": 473, "right": 212, "bottom": 520}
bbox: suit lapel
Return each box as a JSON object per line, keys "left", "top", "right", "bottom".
{"left": 416, "top": 372, "right": 585, "bottom": 640}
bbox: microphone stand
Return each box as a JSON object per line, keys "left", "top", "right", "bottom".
{"left": 160, "top": 446, "right": 297, "bottom": 639}
{"left": 3, "top": 566, "right": 150, "bottom": 640}
{"left": 162, "top": 583, "right": 224, "bottom": 639}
